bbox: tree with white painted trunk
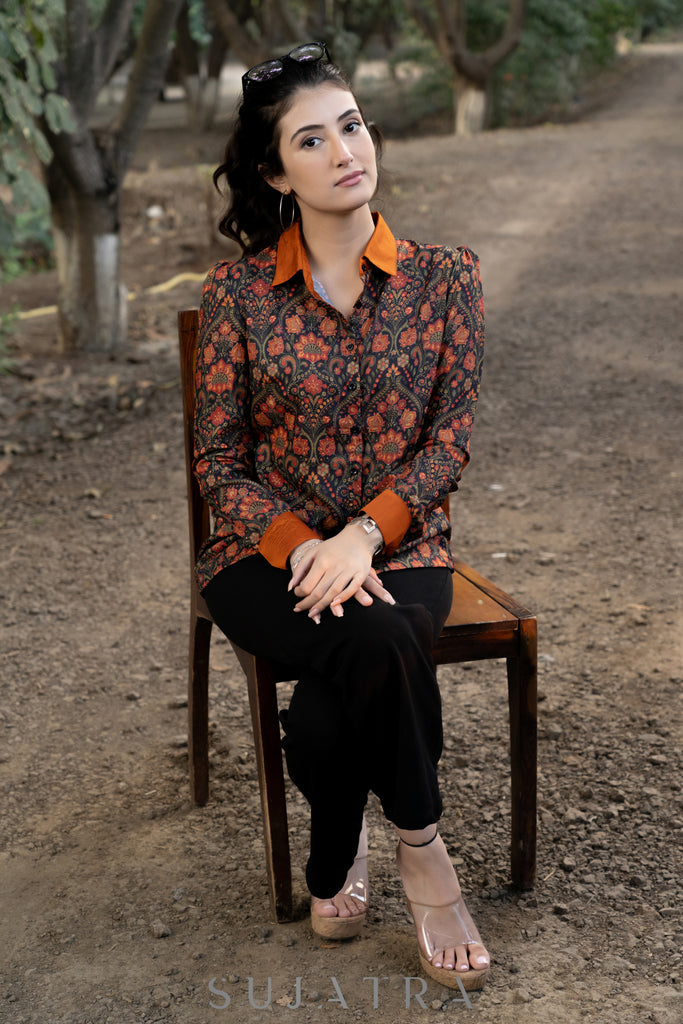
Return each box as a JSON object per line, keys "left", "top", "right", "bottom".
{"left": 38, "top": 0, "right": 184, "bottom": 352}
{"left": 407, "top": 0, "right": 526, "bottom": 134}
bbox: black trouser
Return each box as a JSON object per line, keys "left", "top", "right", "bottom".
{"left": 203, "top": 555, "right": 453, "bottom": 899}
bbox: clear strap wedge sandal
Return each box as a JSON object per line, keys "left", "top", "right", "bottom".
{"left": 398, "top": 831, "right": 489, "bottom": 991}
{"left": 310, "top": 817, "right": 368, "bottom": 940}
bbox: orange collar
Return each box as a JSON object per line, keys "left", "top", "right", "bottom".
{"left": 273, "top": 212, "right": 397, "bottom": 291}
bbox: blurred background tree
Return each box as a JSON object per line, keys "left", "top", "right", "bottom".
{"left": 406, "top": 0, "right": 526, "bottom": 134}
{"left": 398, "top": 0, "right": 683, "bottom": 132}
{"left": 45, "top": 0, "right": 186, "bottom": 353}
{"left": 1, "top": 0, "right": 184, "bottom": 353}
{"left": 487, "top": 0, "right": 683, "bottom": 126}
{"left": 188, "top": 0, "right": 398, "bottom": 122}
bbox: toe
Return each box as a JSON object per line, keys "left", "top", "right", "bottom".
{"left": 468, "top": 942, "right": 490, "bottom": 970}
{"left": 454, "top": 944, "right": 470, "bottom": 972}
{"left": 313, "top": 905, "right": 337, "bottom": 921}
{"left": 345, "top": 896, "right": 364, "bottom": 916}
{"left": 441, "top": 947, "right": 456, "bottom": 971}
{"left": 334, "top": 897, "right": 351, "bottom": 918}
{"left": 312, "top": 898, "right": 338, "bottom": 919}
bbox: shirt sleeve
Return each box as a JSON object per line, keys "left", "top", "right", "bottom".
{"left": 364, "top": 248, "right": 485, "bottom": 553}
{"left": 193, "top": 264, "right": 320, "bottom": 569}
{"left": 361, "top": 490, "right": 412, "bottom": 553}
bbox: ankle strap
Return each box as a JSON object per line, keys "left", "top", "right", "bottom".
{"left": 399, "top": 828, "right": 438, "bottom": 848}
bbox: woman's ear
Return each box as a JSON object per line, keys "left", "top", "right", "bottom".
{"left": 259, "top": 164, "right": 288, "bottom": 193}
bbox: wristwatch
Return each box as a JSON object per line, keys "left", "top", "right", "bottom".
{"left": 352, "top": 515, "right": 384, "bottom": 556}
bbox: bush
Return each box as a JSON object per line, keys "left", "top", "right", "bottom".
{"left": 0, "top": 0, "right": 73, "bottom": 280}
{"left": 0, "top": 157, "right": 54, "bottom": 283}
{"left": 489, "top": 0, "right": 683, "bottom": 126}
{"left": 355, "top": 37, "right": 453, "bottom": 137}
{"left": 394, "top": 0, "right": 683, "bottom": 131}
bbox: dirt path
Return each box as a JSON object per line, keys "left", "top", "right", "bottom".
{"left": 1, "top": 42, "right": 681, "bottom": 1024}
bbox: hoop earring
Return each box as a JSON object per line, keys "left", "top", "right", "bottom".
{"left": 279, "top": 191, "right": 296, "bottom": 231}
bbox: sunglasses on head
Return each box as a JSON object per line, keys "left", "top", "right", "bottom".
{"left": 242, "top": 41, "right": 330, "bottom": 92}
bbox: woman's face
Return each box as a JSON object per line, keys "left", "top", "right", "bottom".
{"left": 269, "top": 83, "right": 378, "bottom": 219}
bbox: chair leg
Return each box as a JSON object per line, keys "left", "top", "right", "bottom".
{"left": 188, "top": 613, "right": 212, "bottom": 806}
{"left": 507, "top": 616, "right": 538, "bottom": 890}
{"left": 238, "top": 650, "right": 293, "bottom": 923}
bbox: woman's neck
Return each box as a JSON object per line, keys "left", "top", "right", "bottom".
{"left": 299, "top": 205, "right": 376, "bottom": 282}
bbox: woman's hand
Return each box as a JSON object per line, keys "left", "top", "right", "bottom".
{"left": 288, "top": 524, "right": 395, "bottom": 623}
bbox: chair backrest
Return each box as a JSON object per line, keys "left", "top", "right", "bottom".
{"left": 178, "top": 309, "right": 210, "bottom": 570}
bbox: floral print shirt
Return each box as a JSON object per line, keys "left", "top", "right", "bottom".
{"left": 193, "top": 214, "right": 484, "bottom": 590}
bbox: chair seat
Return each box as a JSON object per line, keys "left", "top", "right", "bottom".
{"left": 448, "top": 561, "right": 518, "bottom": 626}
{"left": 435, "top": 560, "right": 524, "bottom": 664}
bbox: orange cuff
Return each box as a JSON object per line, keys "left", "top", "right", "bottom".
{"left": 259, "top": 511, "right": 321, "bottom": 570}
{"left": 362, "top": 490, "right": 412, "bottom": 554}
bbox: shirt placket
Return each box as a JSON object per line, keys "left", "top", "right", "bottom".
{"left": 343, "top": 295, "right": 368, "bottom": 505}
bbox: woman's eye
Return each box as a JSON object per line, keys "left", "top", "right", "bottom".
{"left": 301, "top": 136, "right": 320, "bottom": 149}
{"left": 344, "top": 120, "right": 361, "bottom": 134}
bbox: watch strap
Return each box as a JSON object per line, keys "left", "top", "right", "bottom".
{"left": 352, "top": 515, "right": 384, "bottom": 555}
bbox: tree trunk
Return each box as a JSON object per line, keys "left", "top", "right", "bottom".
{"left": 408, "top": 0, "right": 525, "bottom": 135}
{"left": 454, "top": 75, "right": 488, "bottom": 134}
{"left": 39, "top": 0, "right": 184, "bottom": 352}
{"left": 183, "top": 74, "right": 222, "bottom": 130}
{"left": 47, "top": 163, "right": 126, "bottom": 353}
{"left": 198, "top": 76, "right": 220, "bottom": 131}
{"left": 201, "top": 31, "right": 228, "bottom": 130}
{"left": 180, "top": 26, "right": 227, "bottom": 131}
{"left": 175, "top": 2, "right": 200, "bottom": 78}
{"left": 175, "top": 1, "right": 203, "bottom": 126}
{"left": 205, "top": 0, "right": 269, "bottom": 68}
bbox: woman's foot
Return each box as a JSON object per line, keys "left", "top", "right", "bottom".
{"left": 310, "top": 818, "right": 368, "bottom": 939}
{"left": 396, "top": 827, "right": 489, "bottom": 989}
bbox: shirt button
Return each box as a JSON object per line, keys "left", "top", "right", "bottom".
{"left": 349, "top": 465, "right": 361, "bottom": 477}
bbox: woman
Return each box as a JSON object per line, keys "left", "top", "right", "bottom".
{"left": 194, "top": 42, "right": 489, "bottom": 990}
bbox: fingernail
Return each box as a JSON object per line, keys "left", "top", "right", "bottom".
{"left": 332, "top": 605, "right": 344, "bottom": 618}
{"left": 385, "top": 593, "right": 395, "bottom": 604}
{"left": 313, "top": 614, "right": 321, "bottom": 625}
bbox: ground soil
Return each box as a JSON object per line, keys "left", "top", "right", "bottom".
{"left": 1, "top": 41, "right": 681, "bottom": 1024}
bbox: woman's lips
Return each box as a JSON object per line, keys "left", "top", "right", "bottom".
{"left": 336, "top": 171, "right": 364, "bottom": 187}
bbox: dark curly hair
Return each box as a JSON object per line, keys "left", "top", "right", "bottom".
{"left": 213, "top": 51, "right": 382, "bottom": 256}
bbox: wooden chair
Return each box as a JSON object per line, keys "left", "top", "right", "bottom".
{"left": 178, "top": 308, "right": 537, "bottom": 922}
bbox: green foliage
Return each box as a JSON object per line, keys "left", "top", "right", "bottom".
{"left": 480, "top": 0, "right": 683, "bottom": 126}
{"left": 0, "top": 0, "right": 74, "bottom": 159}
{"left": 0, "top": 172, "right": 54, "bottom": 284}
{"left": 187, "top": 0, "right": 213, "bottom": 48}
{"left": 489, "top": 0, "right": 597, "bottom": 125}
{"left": 0, "top": 0, "right": 75, "bottom": 278}
{"left": 399, "top": 0, "right": 683, "bottom": 128}
{"left": 465, "top": 0, "right": 515, "bottom": 50}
